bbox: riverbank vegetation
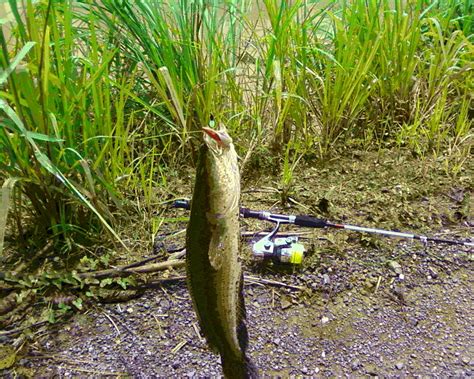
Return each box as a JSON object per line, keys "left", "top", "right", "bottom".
{"left": 0, "top": 0, "right": 472, "bottom": 324}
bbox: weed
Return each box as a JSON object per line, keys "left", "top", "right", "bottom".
{"left": 0, "top": 1, "right": 132, "bottom": 252}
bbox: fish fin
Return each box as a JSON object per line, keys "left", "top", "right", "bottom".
{"left": 220, "top": 275, "right": 259, "bottom": 378}
{"left": 206, "top": 213, "right": 225, "bottom": 270}
{"left": 221, "top": 353, "right": 259, "bottom": 379}
{"left": 236, "top": 273, "right": 249, "bottom": 352}
{"left": 207, "top": 233, "right": 223, "bottom": 270}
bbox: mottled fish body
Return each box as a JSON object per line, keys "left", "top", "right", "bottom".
{"left": 186, "top": 126, "right": 257, "bottom": 378}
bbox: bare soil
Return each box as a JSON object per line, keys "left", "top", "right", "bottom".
{"left": 2, "top": 150, "right": 473, "bottom": 378}
{"left": 8, "top": 244, "right": 473, "bottom": 378}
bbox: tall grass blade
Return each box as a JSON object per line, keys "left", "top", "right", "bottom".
{"left": 159, "top": 66, "right": 186, "bottom": 130}
{"left": 0, "top": 98, "right": 129, "bottom": 251}
{"left": 0, "top": 178, "right": 18, "bottom": 255}
{"left": 0, "top": 41, "right": 36, "bottom": 86}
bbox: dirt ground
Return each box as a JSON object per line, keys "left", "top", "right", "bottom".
{"left": 2, "top": 150, "right": 473, "bottom": 377}
{"left": 8, "top": 240, "right": 473, "bottom": 377}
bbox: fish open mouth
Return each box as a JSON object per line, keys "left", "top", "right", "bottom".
{"left": 202, "top": 126, "right": 226, "bottom": 155}
{"left": 202, "top": 127, "right": 222, "bottom": 144}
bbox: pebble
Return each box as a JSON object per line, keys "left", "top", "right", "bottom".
{"left": 13, "top": 240, "right": 472, "bottom": 378}
{"left": 388, "top": 261, "right": 403, "bottom": 275}
{"left": 281, "top": 298, "right": 292, "bottom": 310}
{"left": 395, "top": 362, "right": 404, "bottom": 370}
{"left": 428, "top": 266, "right": 439, "bottom": 279}
{"left": 351, "top": 358, "right": 361, "bottom": 371}
{"left": 172, "top": 361, "right": 180, "bottom": 369}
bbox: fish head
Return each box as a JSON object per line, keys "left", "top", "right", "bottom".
{"left": 202, "top": 126, "right": 233, "bottom": 156}
{"left": 201, "top": 123, "right": 240, "bottom": 216}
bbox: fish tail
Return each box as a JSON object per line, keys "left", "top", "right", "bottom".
{"left": 221, "top": 353, "right": 258, "bottom": 379}
{"left": 221, "top": 274, "right": 259, "bottom": 378}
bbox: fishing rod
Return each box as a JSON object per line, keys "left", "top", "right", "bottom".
{"left": 173, "top": 200, "right": 473, "bottom": 264}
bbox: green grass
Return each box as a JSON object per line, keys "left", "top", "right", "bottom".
{"left": 0, "top": 0, "right": 472, "bottom": 258}
{"left": 79, "top": 0, "right": 249, "bottom": 154}
{"left": 0, "top": 0, "right": 134, "bottom": 253}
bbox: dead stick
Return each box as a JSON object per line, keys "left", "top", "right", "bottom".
{"left": 122, "top": 248, "right": 186, "bottom": 270}
{"left": 143, "top": 274, "right": 304, "bottom": 291}
{"left": 78, "top": 260, "right": 185, "bottom": 279}
{"left": 244, "top": 275, "right": 305, "bottom": 291}
{"left": 0, "top": 320, "right": 49, "bottom": 336}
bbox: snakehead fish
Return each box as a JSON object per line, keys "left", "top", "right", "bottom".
{"left": 186, "top": 125, "right": 257, "bottom": 378}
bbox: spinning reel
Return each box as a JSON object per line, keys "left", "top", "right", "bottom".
{"left": 251, "top": 221, "right": 305, "bottom": 265}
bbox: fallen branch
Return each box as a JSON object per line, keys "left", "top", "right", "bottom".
{"left": 0, "top": 240, "right": 54, "bottom": 280}
{"left": 143, "top": 276, "right": 187, "bottom": 287}
{"left": 0, "top": 320, "right": 49, "bottom": 337}
{"left": 122, "top": 248, "right": 186, "bottom": 270}
{"left": 78, "top": 259, "right": 185, "bottom": 279}
{"left": 143, "top": 274, "right": 305, "bottom": 291}
{"left": 244, "top": 275, "right": 305, "bottom": 291}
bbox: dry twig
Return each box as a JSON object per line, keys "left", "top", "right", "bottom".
{"left": 78, "top": 259, "right": 185, "bottom": 279}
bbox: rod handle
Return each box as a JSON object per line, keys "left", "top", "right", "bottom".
{"left": 240, "top": 207, "right": 261, "bottom": 219}
{"left": 294, "top": 215, "right": 327, "bottom": 228}
{"left": 173, "top": 200, "right": 190, "bottom": 210}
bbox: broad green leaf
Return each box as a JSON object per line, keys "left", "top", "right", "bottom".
{"left": 100, "top": 278, "right": 113, "bottom": 288}
{"left": 72, "top": 298, "right": 83, "bottom": 310}
{"left": 0, "top": 41, "right": 36, "bottom": 87}
{"left": 25, "top": 131, "right": 64, "bottom": 143}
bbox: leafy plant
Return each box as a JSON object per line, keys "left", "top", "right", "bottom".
{"left": 79, "top": 0, "right": 249, "bottom": 156}
{"left": 279, "top": 140, "right": 304, "bottom": 205}
{"left": 1, "top": 0, "right": 471, "bottom": 264}
{"left": 0, "top": 0, "right": 135, "bottom": 252}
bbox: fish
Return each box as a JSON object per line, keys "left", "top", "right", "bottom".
{"left": 186, "top": 124, "right": 258, "bottom": 378}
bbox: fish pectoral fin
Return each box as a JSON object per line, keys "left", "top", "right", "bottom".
{"left": 208, "top": 233, "right": 224, "bottom": 270}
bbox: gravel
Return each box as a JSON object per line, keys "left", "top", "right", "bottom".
{"left": 4, "top": 241, "right": 473, "bottom": 377}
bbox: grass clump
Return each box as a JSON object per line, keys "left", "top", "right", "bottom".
{"left": 0, "top": 0, "right": 135, "bottom": 253}
{"left": 80, "top": 0, "right": 250, "bottom": 156}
